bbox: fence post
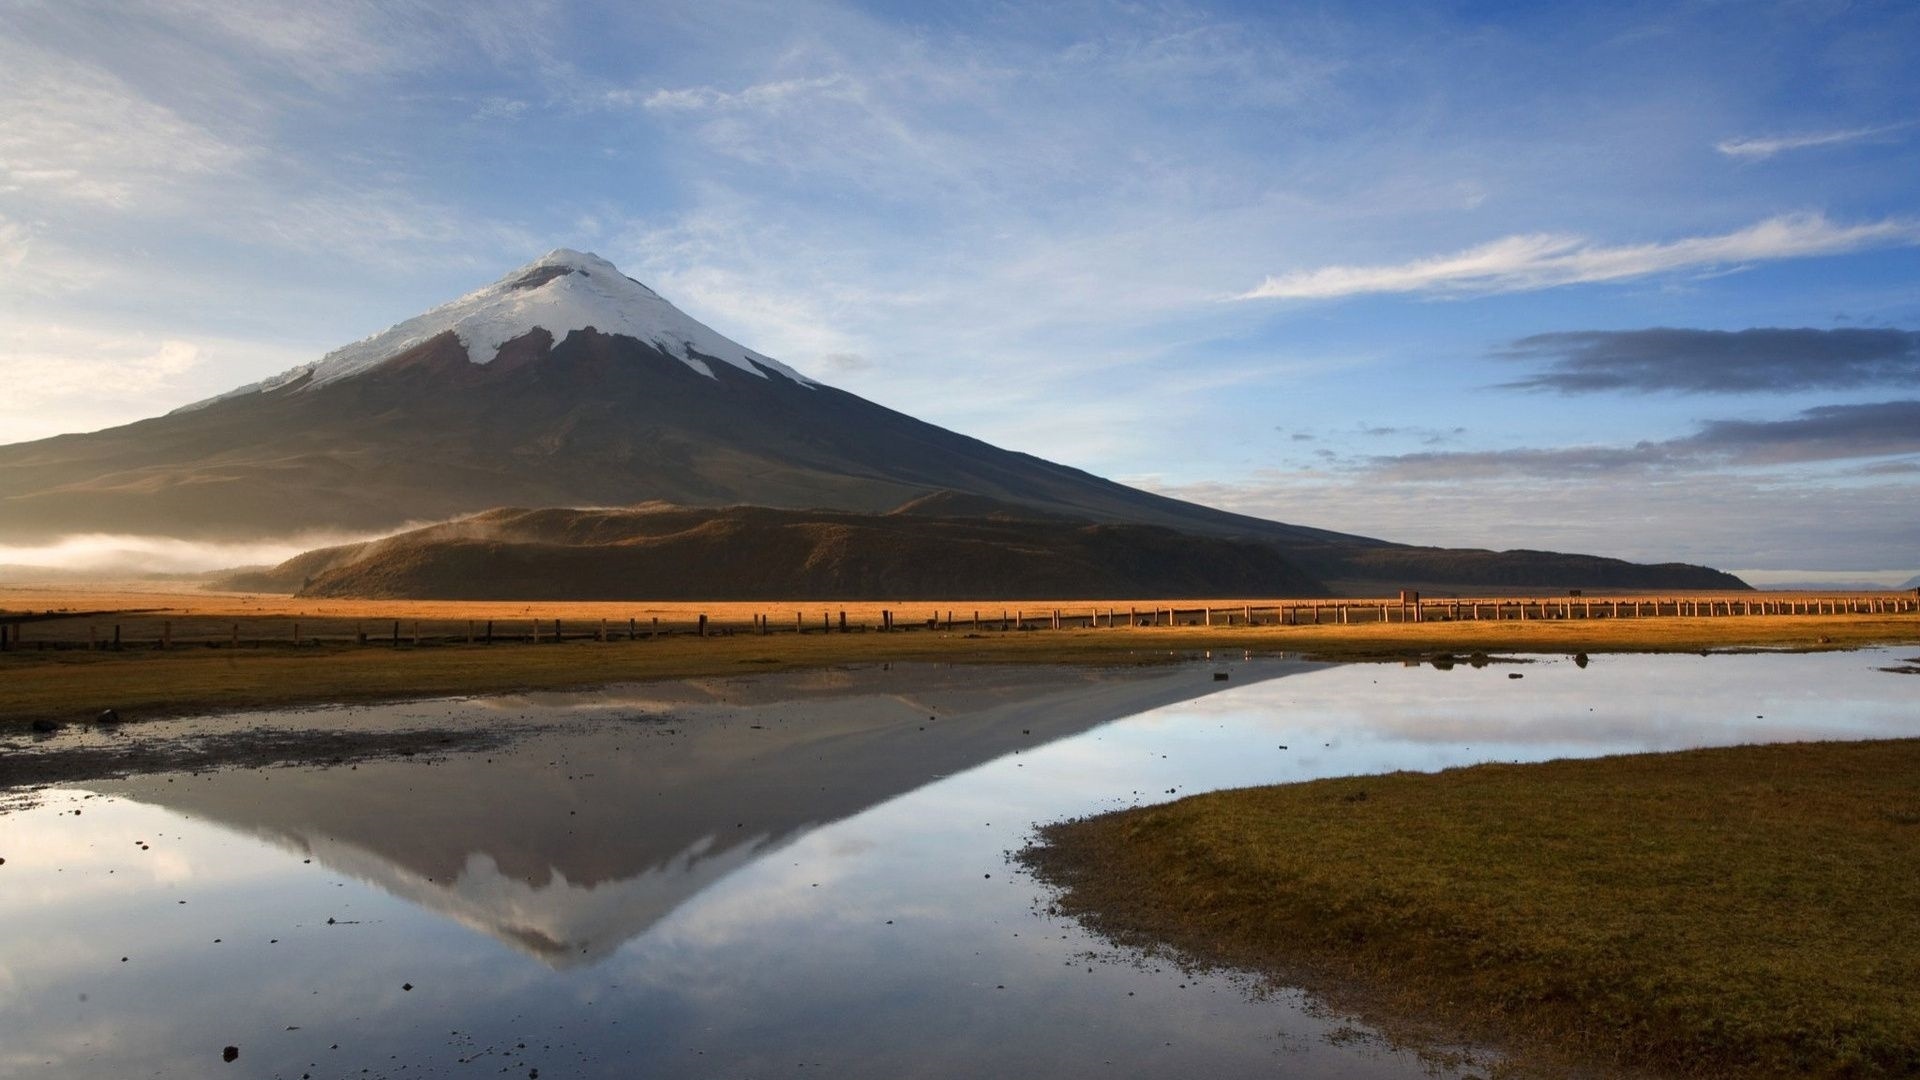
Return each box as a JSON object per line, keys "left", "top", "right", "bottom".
{"left": 699, "top": 614, "right": 708, "bottom": 637}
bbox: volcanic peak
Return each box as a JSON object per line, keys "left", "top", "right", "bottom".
{"left": 175, "top": 249, "right": 810, "bottom": 413}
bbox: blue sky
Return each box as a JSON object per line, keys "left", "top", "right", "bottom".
{"left": 2, "top": 0, "right": 1917, "bottom": 579}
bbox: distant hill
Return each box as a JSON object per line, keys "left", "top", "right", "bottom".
{"left": 221, "top": 502, "right": 1329, "bottom": 601}
{"left": 1900, "top": 574, "right": 1920, "bottom": 591}
{"left": 1309, "top": 545, "right": 1748, "bottom": 593}
{"left": 1757, "top": 578, "right": 1916, "bottom": 592}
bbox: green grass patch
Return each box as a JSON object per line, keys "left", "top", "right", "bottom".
{"left": 1023, "top": 739, "right": 1920, "bottom": 1079}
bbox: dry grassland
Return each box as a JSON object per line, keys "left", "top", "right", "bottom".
{"left": 0, "top": 580, "right": 1913, "bottom": 723}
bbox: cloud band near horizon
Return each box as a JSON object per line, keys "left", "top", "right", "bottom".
{"left": 1497, "top": 326, "right": 1920, "bottom": 394}
{"left": 1363, "top": 399, "right": 1920, "bottom": 480}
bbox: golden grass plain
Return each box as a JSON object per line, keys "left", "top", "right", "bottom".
{"left": 2, "top": 581, "right": 1915, "bottom": 723}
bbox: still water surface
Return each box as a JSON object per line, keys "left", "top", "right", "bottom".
{"left": 2, "top": 649, "right": 1915, "bottom": 1078}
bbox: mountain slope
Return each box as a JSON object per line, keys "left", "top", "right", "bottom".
{"left": 0, "top": 251, "right": 1359, "bottom": 547}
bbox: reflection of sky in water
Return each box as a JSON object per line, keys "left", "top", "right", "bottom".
{"left": 2, "top": 650, "right": 1915, "bottom": 1079}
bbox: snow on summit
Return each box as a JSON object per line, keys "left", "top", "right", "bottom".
{"left": 178, "top": 250, "right": 810, "bottom": 411}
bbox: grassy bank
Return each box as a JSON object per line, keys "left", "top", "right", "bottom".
{"left": 1022, "top": 739, "right": 1920, "bottom": 1079}
{"left": 2, "top": 613, "right": 1915, "bottom": 723}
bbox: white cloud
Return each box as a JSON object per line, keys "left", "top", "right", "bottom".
{"left": 255, "top": 189, "right": 543, "bottom": 268}
{"left": 0, "top": 328, "right": 202, "bottom": 400}
{"left": 0, "top": 40, "right": 248, "bottom": 208}
{"left": 0, "top": 320, "right": 309, "bottom": 442}
{"left": 88, "top": 0, "right": 559, "bottom": 88}
{"left": 1716, "top": 121, "right": 1915, "bottom": 161}
{"left": 472, "top": 96, "right": 529, "bottom": 122}
{"left": 0, "top": 215, "right": 26, "bottom": 272}
{"left": 635, "top": 75, "right": 855, "bottom": 113}
{"left": 629, "top": 63, "right": 988, "bottom": 198}
{"left": 1235, "top": 213, "right": 1920, "bottom": 300}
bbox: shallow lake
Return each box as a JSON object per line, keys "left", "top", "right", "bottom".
{"left": 3, "top": 648, "right": 1916, "bottom": 1078}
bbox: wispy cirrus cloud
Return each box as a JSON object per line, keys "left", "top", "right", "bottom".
{"left": 1716, "top": 121, "right": 1915, "bottom": 161}
{"left": 0, "top": 39, "right": 248, "bottom": 208}
{"left": 1235, "top": 213, "right": 1920, "bottom": 300}
{"left": 1499, "top": 327, "right": 1920, "bottom": 394}
{"left": 633, "top": 75, "right": 856, "bottom": 113}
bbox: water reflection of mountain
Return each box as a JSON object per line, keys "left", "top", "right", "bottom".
{"left": 111, "top": 661, "right": 1318, "bottom": 968}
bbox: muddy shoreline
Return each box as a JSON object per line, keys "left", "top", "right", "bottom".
{"left": 0, "top": 723, "right": 518, "bottom": 799}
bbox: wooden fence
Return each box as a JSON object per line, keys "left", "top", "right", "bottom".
{"left": 0, "top": 592, "right": 1914, "bottom": 652}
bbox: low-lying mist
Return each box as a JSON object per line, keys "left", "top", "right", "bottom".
{"left": 0, "top": 531, "right": 397, "bottom": 581}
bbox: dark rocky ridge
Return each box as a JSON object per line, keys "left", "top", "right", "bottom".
{"left": 223, "top": 501, "right": 1329, "bottom": 600}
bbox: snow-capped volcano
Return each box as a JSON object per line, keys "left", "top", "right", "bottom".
{"left": 179, "top": 250, "right": 809, "bottom": 412}
{"left": 0, "top": 250, "right": 1747, "bottom": 592}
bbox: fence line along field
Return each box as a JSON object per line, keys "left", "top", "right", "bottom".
{"left": 2, "top": 582, "right": 1916, "bottom": 651}
{"left": 3, "top": 581, "right": 1917, "bottom": 725}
